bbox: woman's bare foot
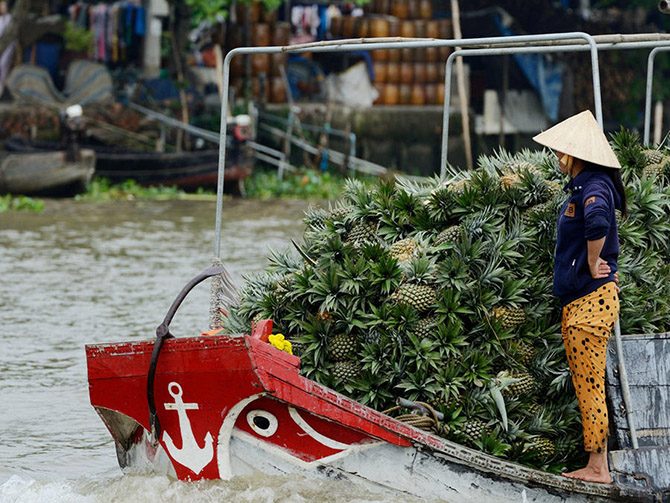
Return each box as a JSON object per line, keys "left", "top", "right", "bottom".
{"left": 562, "top": 451, "right": 612, "bottom": 484}
{"left": 563, "top": 466, "right": 612, "bottom": 484}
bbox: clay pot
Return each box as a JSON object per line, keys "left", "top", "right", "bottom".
{"left": 413, "top": 62, "right": 427, "bottom": 83}
{"left": 270, "top": 53, "right": 287, "bottom": 77}
{"left": 273, "top": 22, "right": 291, "bottom": 46}
{"left": 391, "top": 0, "right": 409, "bottom": 19}
{"left": 426, "top": 20, "right": 440, "bottom": 39}
{"left": 425, "top": 46, "right": 438, "bottom": 63}
{"left": 269, "top": 77, "right": 286, "bottom": 103}
{"left": 399, "top": 62, "right": 413, "bottom": 84}
{"left": 372, "top": 49, "right": 389, "bottom": 62}
{"left": 410, "top": 83, "right": 426, "bottom": 105}
{"left": 413, "top": 20, "right": 426, "bottom": 39}
{"left": 252, "top": 53, "right": 270, "bottom": 75}
{"left": 383, "top": 83, "right": 400, "bottom": 105}
{"left": 399, "top": 20, "right": 415, "bottom": 38}
{"left": 342, "top": 16, "right": 356, "bottom": 38}
{"left": 252, "top": 23, "right": 271, "bottom": 46}
{"left": 425, "top": 63, "right": 438, "bottom": 83}
{"left": 330, "top": 16, "right": 342, "bottom": 37}
{"left": 369, "top": 16, "right": 390, "bottom": 38}
{"left": 373, "top": 62, "right": 388, "bottom": 83}
{"left": 419, "top": 0, "right": 433, "bottom": 20}
{"left": 399, "top": 84, "right": 411, "bottom": 104}
{"left": 386, "top": 61, "right": 400, "bottom": 83}
{"left": 425, "top": 83, "right": 438, "bottom": 104}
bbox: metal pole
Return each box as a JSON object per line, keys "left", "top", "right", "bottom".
{"left": 613, "top": 321, "right": 639, "bottom": 448}
{"left": 644, "top": 46, "right": 670, "bottom": 146}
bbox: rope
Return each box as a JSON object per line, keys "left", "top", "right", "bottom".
{"left": 383, "top": 401, "right": 445, "bottom": 435}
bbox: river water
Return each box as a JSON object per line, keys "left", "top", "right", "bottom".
{"left": 0, "top": 199, "right": 424, "bottom": 503}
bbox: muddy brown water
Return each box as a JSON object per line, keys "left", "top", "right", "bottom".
{"left": 0, "top": 198, "right": 427, "bottom": 502}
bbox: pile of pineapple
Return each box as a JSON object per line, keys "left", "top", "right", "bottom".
{"left": 226, "top": 129, "right": 670, "bottom": 472}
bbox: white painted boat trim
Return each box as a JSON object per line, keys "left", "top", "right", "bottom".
{"left": 288, "top": 406, "right": 355, "bottom": 451}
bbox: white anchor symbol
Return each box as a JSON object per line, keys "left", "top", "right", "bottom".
{"left": 162, "top": 382, "right": 214, "bottom": 474}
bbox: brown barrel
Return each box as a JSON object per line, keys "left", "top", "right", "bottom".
{"left": 425, "top": 83, "right": 438, "bottom": 104}
{"left": 388, "top": 18, "right": 399, "bottom": 36}
{"left": 410, "top": 84, "right": 426, "bottom": 105}
{"left": 330, "top": 16, "right": 342, "bottom": 37}
{"left": 413, "top": 62, "right": 427, "bottom": 83}
{"left": 439, "top": 19, "right": 453, "bottom": 38}
{"left": 407, "top": 0, "right": 419, "bottom": 20}
{"left": 399, "top": 20, "right": 415, "bottom": 38}
{"left": 399, "top": 84, "right": 411, "bottom": 104}
{"left": 399, "top": 62, "right": 413, "bottom": 84}
{"left": 387, "top": 48, "right": 401, "bottom": 63}
{"left": 373, "top": 62, "right": 388, "bottom": 83}
{"left": 413, "top": 47, "right": 426, "bottom": 62}
{"left": 252, "top": 23, "right": 271, "bottom": 46}
{"left": 400, "top": 47, "right": 413, "bottom": 62}
{"left": 439, "top": 46, "right": 452, "bottom": 61}
{"left": 419, "top": 0, "right": 433, "bottom": 19}
{"left": 354, "top": 17, "right": 369, "bottom": 38}
{"left": 425, "top": 63, "right": 438, "bottom": 83}
{"left": 425, "top": 46, "right": 438, "bottom": 63}
{"left": 373, "top": 0, "right": 391, "bottom": 14}
{"left": 273, "top": 22, "right": 291, "bottom": 46}
{"left": 383, "top": 83, "right": 400, "bottom": 105}
{"left": 426, "top": 20, "right": 440, "bottom": 39}
{"left": 436, "top": 83, "right": 445, "bottom": 104}
{"left": 269, "top": 77, "right": 286, "bottom": 103}
{"left": 386, "top": 61, "right": 400, "bottom": 83}
{"left": 252, "top": 53, "right": 270, "bottom": 75}
{"left": 413, "top": 20, "right": 426, "bottom": 39}
{"left": 342, "top": 16, "right": 356, "bottom": 38}
{"left": 391, "top": 0, "right": 409, "bottom": 19}
{"left": 369, "top": 16, "right": 390, "bottom": 38}
{"left": 270, "top": 53, "right": 287, "bottom": 77}
{"left": 372, "top": 49, "right": 389, "bottom": 63}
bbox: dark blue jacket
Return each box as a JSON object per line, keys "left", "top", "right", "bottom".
{"left": 554, "top": 169, "right": 622, "bottom": 306}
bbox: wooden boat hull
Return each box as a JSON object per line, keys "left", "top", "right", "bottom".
{"left": 0, "top": 149, "right": 95, "bottom": 196}
{"left": 85, "top": 329, "right": 659, "bottom": 502}
{"left": 4, "top": 137, "right": 253, "bottom": 191}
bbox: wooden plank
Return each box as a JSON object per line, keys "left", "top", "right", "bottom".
{"left": 607, "top": 334, "right": 670, "bottom": 386}
{"left": 610, "top": 446, "right": 670, "bottom": 491}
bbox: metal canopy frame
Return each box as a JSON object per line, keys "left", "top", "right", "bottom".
{"left": 644, "top": 46, "right": 670, "bottom": 146}
{"left": 215, "top": 32, "right": 670, "bottom": 257}
{"left": 442, "top": 39, "right": 670, "bottom": 175}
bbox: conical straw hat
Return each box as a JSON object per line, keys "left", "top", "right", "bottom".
{"left": 532, "top": 110, "right": 621, "bottom": 169}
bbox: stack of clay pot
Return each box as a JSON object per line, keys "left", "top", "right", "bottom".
{"left": 330, "top": 0, "right": 453, "bottom": 106}
{"left": 228, "top": 1, "right": 290, "bottom": 103}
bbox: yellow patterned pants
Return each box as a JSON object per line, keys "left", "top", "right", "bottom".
{"left": 561, "top": 282, "right": 619, "bottom": 453}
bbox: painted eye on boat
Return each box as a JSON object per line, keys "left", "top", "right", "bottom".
{"left": 246, "top": 410, "right": 278, "bottom": 437}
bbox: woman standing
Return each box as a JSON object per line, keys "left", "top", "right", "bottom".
{"left": 533, "top": 110, "right": 626, "bottom": 484}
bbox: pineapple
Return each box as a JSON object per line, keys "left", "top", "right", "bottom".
{"left": 331, "top": 361, "right": 360, "bottom": 382}
{"left": 328, "top": 204, "right": 351, "bottom": 223}
{"left": 503, "top": 372, "right": 539, "bottom": 400}
{"left": 447, "top": 178, "right": 469, "bottom": 195}
{"left": 521, "top": 202, "right": 553, "bottom": 226}
{"left": 526, "top": 437, "right": 556, "bottom": 458}
{"left": 328, "top": 333, "right": 358, "bottom": 361}
{"left": 413, "top": 316, "right": 440, "bottom": 338}
{"left": 433, "top": 225, "right": 462, "bottom": 247}
{"left": 347, "top": 220, "right": 379, "bottom": 247}
{"left": 643, "top": 148, "right": 664, "bottom": 165}
{"left": 500, "top": 173, "right": 522, "bottom": 190}
{"left": 491, "top": 306, "right": 526, "bottom": 329}
{"left": 391, "top": 283, "right": 437, "bottom": 312}
{"left": 509, "top": 340, "right": 536, "bottom": 366}
{"left": 503, "top": 160, "right": 541, "bottom": 175}
{"left": 390, "top": 238, "right": 418, "bottom": 262}
{"left": 545, "top": 180, "right": 563, "bottom": 199}
{"left": 642, "top": 162, "right": 665, "bottom": 180}
{"left": 461, "top": 419, "right": 489, "bottom": 444}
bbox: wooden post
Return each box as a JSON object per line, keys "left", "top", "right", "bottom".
{"left": 450, "top": 0, "right": 473, "bottom": 170}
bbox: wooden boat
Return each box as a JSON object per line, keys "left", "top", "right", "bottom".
{"left": 4, "top": 137, "right": 253, "bottom": 193}
{"left": 0, "top": 148, "right": 95, "bottom": 196}
{"left": 85, "top": 268, "right": 670, "bottom": 502}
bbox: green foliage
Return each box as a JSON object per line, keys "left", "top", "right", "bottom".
{"left": 76, "top": 178, "right": 185, "bottom": 201}
{"left": 64, "top": 21, "right": 93, "bottom": 53}
{"left": 228, "top": 131, "right": 670, "bottom": 474}
{"left": 245, "top": 168, "right": 372, "bottom": 200}
{"left": 0, "top": 194, "right": 45, "bottom": 212}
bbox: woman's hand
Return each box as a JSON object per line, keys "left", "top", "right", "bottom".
{"left": 589, "top": 256, "right": 611, "bottom": 279}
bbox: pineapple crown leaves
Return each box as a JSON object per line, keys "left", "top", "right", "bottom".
{"left": 369, "top": 253, "right": 403, "bottom": 296}
{"left": 610, "top": 127, "right": 646, "bottom": 180}
{"left": 403, "top": 333, "right": 444, "bottom": 374}
{"left": 266, "top": 248, "right": 303, "bottom": 275}
{"left": 338, "top": 255, "right": 373, "bottom": 296}
{"left": 401, "top": 254, "right": 438, "bottom": 285}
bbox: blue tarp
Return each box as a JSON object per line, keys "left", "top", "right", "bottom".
{"left": 494, "top": 16, "right": 563, "bottom": 121}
